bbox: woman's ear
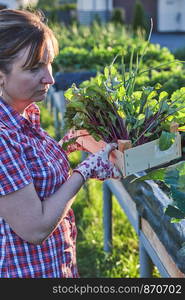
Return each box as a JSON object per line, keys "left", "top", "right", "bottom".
{"left": 0, "top": 71, "right": 5, "bottom": 96}
{"left": 0, "top": 71, "right": 5, "bottom": 86}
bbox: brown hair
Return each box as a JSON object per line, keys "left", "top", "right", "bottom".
{"left": 0, "top": 9, "right": 59, "bottom": 73}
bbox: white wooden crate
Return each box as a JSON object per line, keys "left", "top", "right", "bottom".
{"left": 74, "top": 130, "right": 182, "bottom": 177}
{"left": 123, "top": 132, "right": 182, "bottom": 176}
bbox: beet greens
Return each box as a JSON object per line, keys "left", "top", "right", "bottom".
{"left": 64, "top": 61, "right": 185, "bottom": 149}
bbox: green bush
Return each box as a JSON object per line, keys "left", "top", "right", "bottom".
{"left": 136, "top": 68, "right": 185, "bottom": 96}
{"left": 174, "top": 47, "right": 185, "bottom": 62}
{"left": 50, "top": 21, "right": 177, "bottom": 74}
{"left": 132, "top": 0, "right": 148, "bottom": 34}
{"left": 111, "top": 7, "right": 125, "bottom": 25}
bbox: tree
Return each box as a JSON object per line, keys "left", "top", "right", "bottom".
{"left": 111, "top": 7, "right": 125, "bottom": 25}
{"left": 132, "top": 0, "right": 147, "bottom": 33}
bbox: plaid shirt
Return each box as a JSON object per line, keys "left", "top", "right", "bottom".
{"left": 0, "top": 97, "right": 79, "bottom": 278}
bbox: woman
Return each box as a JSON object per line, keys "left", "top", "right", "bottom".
{"left": 0, "top": 9, "right": 121, "bottom": 278}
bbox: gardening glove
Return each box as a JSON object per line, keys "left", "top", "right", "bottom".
{"left": 59, "top": 129, "right": 88, "bottom": 155}
{"left": 73, "top": 143, "right": 122, "bottom": 181}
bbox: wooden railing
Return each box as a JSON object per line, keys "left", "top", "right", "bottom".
{"left": 45, "top": 87, "right": 66, "bottom": 138}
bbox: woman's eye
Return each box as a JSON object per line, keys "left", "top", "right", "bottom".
{"left": 30, "top": 66, "right": 40, "bottom": 72}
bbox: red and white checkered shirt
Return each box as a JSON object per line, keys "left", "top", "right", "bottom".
{"left": 0, "top": 97, "right": 79, "bottom": 278}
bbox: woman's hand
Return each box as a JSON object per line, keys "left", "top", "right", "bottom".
{"left": 59, "top": 130, "right": 87, "bottom": 154}
{"left": 73, "top": 143, "right": 122, "bottom": 181}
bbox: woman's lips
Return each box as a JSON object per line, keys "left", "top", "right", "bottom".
{"left": 36, "top": 89, "right": 48, "bottom": 94}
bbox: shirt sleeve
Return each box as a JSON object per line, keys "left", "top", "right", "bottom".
{"left": 0, "top": 133, "right": 32, "bottom": 196}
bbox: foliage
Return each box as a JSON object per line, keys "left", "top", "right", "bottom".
{"left": 36, "top": 0, "right": 60, "bottom": 8}
{"left": 37, "top": 0, "right": 76, "bottom": 10}
{"left": 52, "top": 21, "right": 185, "bottom": 95}
{"left": 51, "top": 21, "right": 176, "bottom": 73}
{"left": 63, "top": 52, "right": 185, "bottom": 149}
{"left": 111, "top": 8, "right": 125, "bottom": 25}
{"left": 54, "top": 42, "right": 176, "bottom": 74}
{"left": 174, "top": 46, "right": 185, "bottom": 62}
{"left": 136, "top": 68, "right": 185, "bottom": 97}
{"left": 132, "top": 0, "right": 148, "bottom": 34}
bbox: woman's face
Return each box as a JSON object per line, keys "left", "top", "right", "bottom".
{"left": 1, "top": 42, "right": 55, "bottom": 113}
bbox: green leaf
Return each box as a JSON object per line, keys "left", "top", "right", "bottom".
{"left": 170, "top": 188, "right": 185, "bottom": 213}
{"left": 164, "top": 205, "right": 185, "bottom": 219}
{"left": 117, "top": 85, "right": 126, "bottom": 99}
{"left": 154, "top": 83, "right": 162, "bottom": 90}
{"left": 67, "top": 101, "right": 86, "bottom": 109}
{"left": 171, "top": 218, "right": 182, "bottom": 223}
{"left": 110, "top": 64, "right": 117, "bottom": 76}
{"left": 97, "top": 75, "right": 103, "bottom": 86}
{"left": 147, "top": 90, "right": 157, "bottom": 100}
{"left": 64, "top": 88, "right": 73, "bottom": 100}
{"left": 159, "top": 91, "right": 168, "bottom": 101}
{"left": 164, "top": 169, "right": 179, "bottom": 186}
{"left": 159, "top": 101, "right": 169, "bottom": 113}
{"left": 144, "top": 132, "right": 153, "bottom": 137}
{"left": 158, "top": 131, "right": 175, "bottom": 151}
{"left": 61, "top": 137, "right": 78, "bottom": 151}
{"left": 104, "top": 66, "right": 110, "bottom": 79}
{"left": 131, "top": 168, "right": 166, "bottom": 183}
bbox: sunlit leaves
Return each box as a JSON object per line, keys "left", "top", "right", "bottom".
{"left": 158, "top": 131, "right": 175, "bottom": 151}
{"left": 63, "top": 43, "right": 185, "bottom": 148}
{"left": 64, "top": 67, "right": 185, "bottom": 147}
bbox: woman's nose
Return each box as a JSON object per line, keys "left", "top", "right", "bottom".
{"left": 41, "top": 68, "right": 55, "bottom": 85}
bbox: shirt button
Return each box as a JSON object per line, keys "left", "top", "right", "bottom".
{"left": 47, "top": 161, "right": 52, "bottom": 166}
{"left": 59, "top": 159, "right": 63, "bottom": 163}
{"left": 43, "top": 140, "right": 47, "bottom": 145}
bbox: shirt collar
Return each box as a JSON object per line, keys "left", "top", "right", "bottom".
{"left": 0, "top": 97, "right": 41, "bottom": 129}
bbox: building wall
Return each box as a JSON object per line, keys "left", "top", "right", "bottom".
{"left": 158, "top": 0, "right": 185, "bottom": 32}
{"left": 78, "top": 0, "right": 112, "bottom": 11}
{"left": 113, "top": 0, "right": 157, "bottom": 31}
{"left": 0, "top": 0, "right": 18, "bottom": 9}
{"left": 77, "top": 0, "right": 113, "bottom": 25}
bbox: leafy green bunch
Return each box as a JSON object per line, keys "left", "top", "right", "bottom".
{"left": 63, "top": 19, "right": 185, "bottom": 148}
{"left": 64, "top": 59, "right": 185, "bottom": 149}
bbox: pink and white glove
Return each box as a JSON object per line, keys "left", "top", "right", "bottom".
{"left": 59, "top": 130, "right": 87, "bottom": 155}
{"left": 73, "top": 143, "right": 122, "bottom": 181}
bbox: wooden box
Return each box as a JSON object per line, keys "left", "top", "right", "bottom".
{"left": 123, "top": 132, "right": 181, "bottom": 176}
{"left": 74, "top": 129, "right": 182, "bottom": 177}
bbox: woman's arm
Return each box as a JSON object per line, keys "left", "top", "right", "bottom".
{"left": 0, "top": 172, "right": 84, "bottom": 245}
{"left": 0, "top": 143, "right": 120, "bottom": 245}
